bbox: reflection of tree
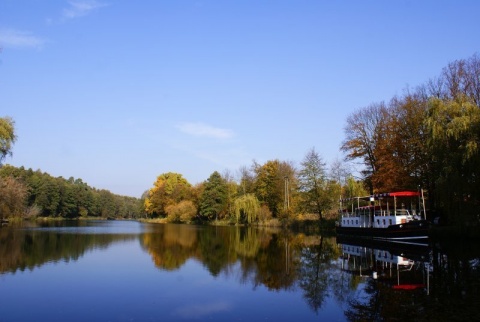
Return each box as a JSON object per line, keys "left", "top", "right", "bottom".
{"left": 245, "top": 232, "right": 297, "bottom": 291}
{"left": 0, "top": 224, "right": 135, "bottom": 274}
{"left": 142, "top": 224, "right": 301, "bottom": 291}
{"left": 425, "top": 243, "right": 480, "bottom": 320}
{"left": 197, "top": 226, "right": 236, "bottom": 276}
{"left": 140, "top": 224, "right": 198, "bottom": 270}
{"left": 296, "top": 236, "right": 338, "bottom": 313}
{"left": 232, "top": 227, "right": 264, "bottom": 257}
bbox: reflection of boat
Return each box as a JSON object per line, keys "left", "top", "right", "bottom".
{"left": 337, "top": 235, "right": 430, "bottom": 262}
{"left": 336, "top": 191, "right": 429, "bottom": 244}
{"left": 339, "top": 239, "right": 430, "bottom": 291}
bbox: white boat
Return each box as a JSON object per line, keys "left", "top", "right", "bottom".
{"left": 336, "top": 191, "right": 429, "bottom": 244}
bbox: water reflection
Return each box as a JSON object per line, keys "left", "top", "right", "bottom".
{"left": 140, "top": 224, "right": 299, "bottom": 289}
{"left": 337, "top": 236, "right": 480, "bottom": 321}
{"left": 0, "top": 220, "right": 138, "bottom": 274}
{"left": 0, "top": 221, "right": 479, "bottom": 321}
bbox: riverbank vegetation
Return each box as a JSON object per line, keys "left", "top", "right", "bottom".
{"left": 1, "top": 53, "right": 479, "bottom": 230}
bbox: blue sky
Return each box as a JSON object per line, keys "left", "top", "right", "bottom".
{"left": 1, "top": 1, "right": 479, "bottom": 197}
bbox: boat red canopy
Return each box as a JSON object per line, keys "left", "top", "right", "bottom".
{"left": 374, "top": 191, "right": 420, "bottom": 198}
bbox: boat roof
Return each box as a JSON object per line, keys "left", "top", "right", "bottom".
{"left": 374, "top": 191, "right": 420, "bottom": 198}
{"left": 341, "top": 191, "right": 420, "bottom": 202}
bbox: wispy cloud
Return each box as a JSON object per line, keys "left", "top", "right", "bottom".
{"left": 176, "top": 122, "right": 234, "bottom": 139}
{"left": 62, "top": 0, "right": 108, "bottom": 20}
{"left": 0, "top": 28, "right": 46, "bottom": 49}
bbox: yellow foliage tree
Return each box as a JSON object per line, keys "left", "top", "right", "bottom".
{"left": 145, "top": 172, "right": 192, "bottom": 217}
{"left": 165, "top": 200, "right": 197, "bottom": 223}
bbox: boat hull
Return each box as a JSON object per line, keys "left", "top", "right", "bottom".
{"left": 336, "top": 220, "right": 429, "bottom": 245}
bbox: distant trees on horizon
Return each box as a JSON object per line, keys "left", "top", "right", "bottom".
{"left": 0, "top": 165, "right": 143, "bottom": 220}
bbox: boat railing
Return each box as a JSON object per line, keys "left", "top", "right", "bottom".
{"left": 372, "top": 208, "right": 419, "bottom": 217}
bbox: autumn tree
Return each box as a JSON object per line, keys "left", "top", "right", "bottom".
{"left": 165, "top": 200, "right": 197, "bottom": 223}
{"left": 253, "top": 159, "right": 296, "bottom": 217}
{"left": 390, "top": 93, "right": 430, "bottom": 186}
{"left": 341, "top": 102, "right": 389, "bottom": 193}
{"left": 372, "top": 92, "right": 431, "bottom": 192}
{"left": 342, "top": 91, "right": 431, "bottom": 194}
{"left": 145, "top": 172, "right": 192, "bottom": 217}
{"left": 0, "top": 117, "right": 16, "bottom": 164}
{"left": 0, "top": 176, "right": 28, "bottom": 219}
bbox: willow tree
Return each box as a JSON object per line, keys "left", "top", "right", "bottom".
{"left": 425, "top": 97, "right": 480, "bottom": 222}
{"left": 0, "top": 117, "right": 16, "bottom": 165}
{"left": 234, "top": 193, "right": 259, "bottom": 224}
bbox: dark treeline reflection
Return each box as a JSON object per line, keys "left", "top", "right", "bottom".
{"left": 1, "top": 221, "right": 479, "bottom": 320}
{"left": 0, "top": 220, "right": 137, "bottom": 274}
{"left": 341, "top": 238, "right": 480, "bottom": 321}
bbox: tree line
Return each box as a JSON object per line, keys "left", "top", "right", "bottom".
{"left": 0, "top": 165, "right": 143, "bottom": 220}
{"left": 143, "top": 153, "right": 363, "bottom": 225}
{"left": 2, "top": 53, "right": 479, "bottom": 226}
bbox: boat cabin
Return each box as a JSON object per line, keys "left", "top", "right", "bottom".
{"left": 339, "top": 191, "right": 425, "bottom": 229}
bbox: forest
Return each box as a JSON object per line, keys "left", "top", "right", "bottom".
{"left": 0, "top": 164, "right": 142, "bottom": 220}
{"left": 1, "top": 53, "right": 479, "bottom": 227}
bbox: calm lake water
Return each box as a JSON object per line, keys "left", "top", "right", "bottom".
{"left": 1, "top": 220, "right": 479, "bottom": 321}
